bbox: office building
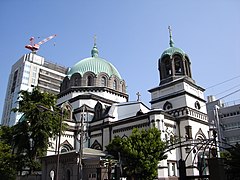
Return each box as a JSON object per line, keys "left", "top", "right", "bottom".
{"left": 1, "top": 52, "right": 68, "bottom": 126}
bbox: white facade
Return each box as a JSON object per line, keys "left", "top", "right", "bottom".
{"left": 44, "top": 39, "right": 210, "bottom": 179}
{"left": 1, "top": 53, "right": 67, "bottom": 126}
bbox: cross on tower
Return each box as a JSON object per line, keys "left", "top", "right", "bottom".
{"left": 94, "top": 35, "right": 97, "bottom": 46}
{"left": 168, "top": 25, "right": 174, "bottom": 47}
{"left": 168, "top": 26, "right": 172, "bottom": 38}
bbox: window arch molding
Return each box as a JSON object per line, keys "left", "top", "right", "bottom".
{"left": 70, "top": 73, "right": 81, "bottom": 87}
{"left": 98, "top": 72, "right": 109, "bottom": 87}
{"left": 60, "top": 76, "right": 70, "bottom": 92}
{"left": 91, "top": 140, "right": 102, "bottom": 150}
{"left": 83, "top": 72, "right": 96, "bottom": 86}
{"left": 110, "top": 76, "right": 120, "bottom": 91}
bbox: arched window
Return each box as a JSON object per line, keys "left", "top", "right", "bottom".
{"left": 70, "top": 73, "right": 81, "bottom": 86}
{"left": 165, "top": 58, "right": 172, "bottom": 76}
{"left": 174, "top": 57, "right": 182, "bottom": 74}
{"left": 87, "top": 76, "right": 93, "bottom": 86}
{"left": 113, "top": 80, "right": 117, "bottom": 90}
{"left": 94, "top": 102, "right": 102, "bottom": 120}
{"left": 101, "top": 76, "right": 107, "bottom": 87}
{"left": 61, "top": 77, "right": 70, "bottom": 92}
{"left": 122, "top": 83, "right": 125, "bottom": 93}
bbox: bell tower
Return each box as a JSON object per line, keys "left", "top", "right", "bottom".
{"left": 149, "top": 26, "right": 207, "bottom": 117}
{"left": 159, "top": 26, "right": 193, "bottom": 85}
{"left": 149, "top": 27, "right": 210, "bottom": 176}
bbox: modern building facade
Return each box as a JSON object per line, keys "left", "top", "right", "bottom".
{"left": 43, "top": 30, "right": 211, "bottom": 180}
{"left": 1, "top": 52, "right": 68, "bottom": 126}
{"left": 207, "top": 96, "right": 240, "bottom": 148}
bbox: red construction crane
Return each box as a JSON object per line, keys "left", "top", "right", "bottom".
{"left": 25, "top": 34, "right": 57, "bottom": 52}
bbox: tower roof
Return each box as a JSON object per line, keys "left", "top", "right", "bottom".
{"left": 161, "top": 26, "right": 186, "bottom": 58}
{"left": 161, "top": 46, "right": 185, "bottom": 58}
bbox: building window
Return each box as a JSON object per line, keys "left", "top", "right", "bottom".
{"left": 11, "top": 70, "right": 18, "bottom": 93}
{"left": 101, "top": 76, "right": 107, "bottom": 86}
{"left": 33, "top": 66, "right": 37, "bottom": 72}
{"left": 31, "top": 78, "right": 36, "bottom": 84}
{"left": 113, "top": 80, "right": 117, "bottom": 90}
{"left": 163, "top": 101, "right": 173, "bottom": 110}
{"left": 167, "top": 163, "right": 170, "bottom": 176}
{"left": 195, "top": 101, "right": 201, "bottom": 110}
{"left": 172, "top": 163, "right": 176, "bottom": 176}
{"left": 87, "top": 76, "right": 93, "bottom": 86}
{"left": 174, "top": 58, "right": 182, "bottom": 74}
{"left": 185, "top": 125, "right": 192, "bottom": 139}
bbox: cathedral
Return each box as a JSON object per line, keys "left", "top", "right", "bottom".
{"left": 42, "top": 29, "right": 210, "bottom": 180}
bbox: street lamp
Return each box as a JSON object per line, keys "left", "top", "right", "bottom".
{"left": 56, "top": 102, "right": 70, "bottom": 180}
{"left": 37, "top": 101, "right": 70, "bottom": 180}
{"left": 76, "top": 104, "right": 88, "bottom": 180}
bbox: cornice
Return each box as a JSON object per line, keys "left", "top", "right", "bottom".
{"left": 58, "top": 86, "right": 129, "bottom": 100}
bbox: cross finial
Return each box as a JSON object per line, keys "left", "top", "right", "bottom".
{"left": 168, "top": 26, "right": 172, "bottom": 38}
{"left": 136, "top": 92, "right": 141, "bottom": 101}
{"left": 91, "top": 35, "right": 99, "bottom": 57}
{"left": 168, "top": 26, "right": 174, "bottom": 47}
{"left": 94, "top": 35, "right": 97, "bottom": 46}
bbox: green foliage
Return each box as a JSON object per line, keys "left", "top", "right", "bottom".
{"left": 0, "top": 126, "right": 17, "bottom": 179}
{"left": 223, "top": 143, "right": 240, "bottom": 178}
{"left": 106, "top": 127, "right": 167, "bottom": 180}
{"left": 11, "top": 88, "right": 65, "bottom": 174}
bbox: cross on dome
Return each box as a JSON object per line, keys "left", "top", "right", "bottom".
{"left": 91, "top": 35, "right": 99, "bottom": 57}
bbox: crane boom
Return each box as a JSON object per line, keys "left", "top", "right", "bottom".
{"left": 25, "top": 34, "right": 57, "bottom": 52}
{"left": 37, "top": 34, "right": 57, "bottom": 46}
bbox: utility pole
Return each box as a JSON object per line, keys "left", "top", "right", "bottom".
{"left": 56, "top": 102, "right": 68, "bottom": 180}
{"left": 78, "top": 105, "right": 85, "bottom": 180}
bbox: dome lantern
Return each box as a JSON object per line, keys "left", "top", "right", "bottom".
{"left": 158, "top": 26, "right": 193, "bottom": 85}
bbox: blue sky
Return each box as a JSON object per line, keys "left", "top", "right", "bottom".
{"left": 1, "top": 0, "right": 240, "bottom": 119}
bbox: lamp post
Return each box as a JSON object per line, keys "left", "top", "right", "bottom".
{"left": 77, "top": 104, "right": 88, "bottom": 180}
{"left": 55, "top": 105, "right": 64, "bottom": 180}
{"left": 55, "top": 102, "right": 69, "bottom": 180}
{"left": 37, "top": 102, "right": 69, "bottom": 180}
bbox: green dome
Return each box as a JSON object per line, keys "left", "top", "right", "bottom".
{"left": 67, "top": 46, "right": 122, "bottom": 79}
{"left": 161, "top": 46, "right": 185, "bottom": 58}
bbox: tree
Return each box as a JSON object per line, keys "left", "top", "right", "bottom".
{"left": 0, "top": 126, "right": 16, "bottom": 179}
{"left": 106, "top": 127, "right": 167, "bottom": 180}
{"left": 12, "top": 88, "right": 65, "bottom": 174}
{"left": 222, "top": 143, "right": 240, "bottom": 179}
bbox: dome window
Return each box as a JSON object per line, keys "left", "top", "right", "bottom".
{"left": 113, "top": 80, "right": 117, "bottom": 90}
{"left": 87, "top": 76, "right": 93, "bottom": 86}
{"left": 101, "top": 76, "right": 107, "bottom": 87}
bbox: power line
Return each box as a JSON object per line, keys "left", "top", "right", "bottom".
{"left": 215, "top": 83, "right": 240, "bottom": 96}
{"left": 205, "top": 75, "right": 240, "bottom": 90}
{"left": 218, "top": 88, "right": 240, "bottom": 101}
